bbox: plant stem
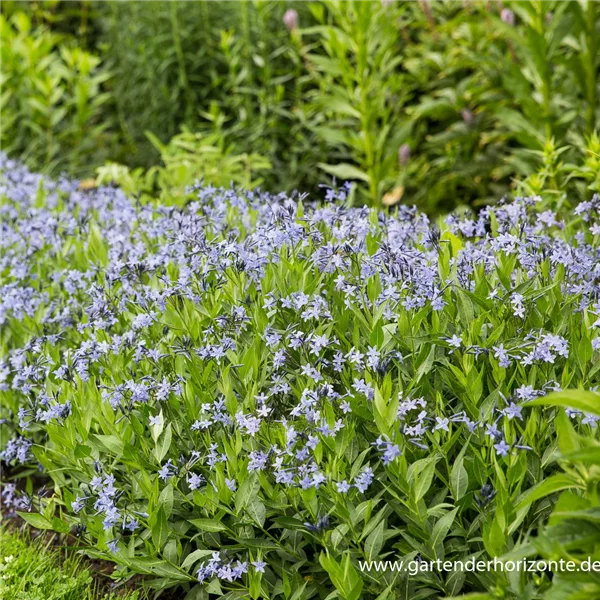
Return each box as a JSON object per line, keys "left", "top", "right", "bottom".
{"left": 586, "top": 0, "right": 598, "bottom": 135}
{"left": 170, "top": 2, "right": 193, "bottom": 125}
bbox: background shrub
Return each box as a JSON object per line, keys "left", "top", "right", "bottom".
{"left": 0, "top": 9, "right": 114, "bottom": 175}
{"left": 1, "top": 1, "right": 597, "bottom": 212}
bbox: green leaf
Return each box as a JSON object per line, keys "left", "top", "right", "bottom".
{"left": 235, "top": 474, "right": 259, "bottom": 512}
{"left": 319, "top": 552, "right": 344, "bottom": 591}
{"left": 189, "top": 518, "right": 227, "bottom": 532}
{"left": 413, "top": 457, "right": 437, "bottom": 502}
{"left": 272, "top": 516, "right": 305, "bottom": 530}
{"left": 577, "top": 336, "right": 593, "bottom": 371}
{"left": 246, "top": 498, "right": 266, "bottom": 528}
{"left": 528, "top": 390, "right": 600, "bottom": 415}
{"left": 181, "top": 549, "right": 215, "bottom": 571}
{"left": 341, "top": 553, "right": 363, "bottom": 600}
{"left": 483, "top": 510, "right": 506, "bottom": 557}
{"left": 456, "top": 289, "right": 474, "bottom": 327}
{"left": 430, "top": 508, "right": 458, "bottom": 554}
{"left": 152, "top": 506, "right": 169, "bottom": 550}
{"left": 551, "top": 507, "right": 600, "bottom": 524}
{"left": 151, "top": 409, "right": 164, "bottom": 443}
{"left": 318, "top": 162, "right": 370, "bottom": 183}
{"left": 74, "top": 444, "right": 91, "bottom": 458}
{"left": 94, "top": 434, "right": 124, "bottom": 456}
{"left": 555, "top": 408, "right": 580, "bottom": 454}
{"left": 154, "top": 423, "right": 172, "bottom": 463}
{"left": 364, "top": 520, "right": 384, "bottom": 561}
{"left": 158, "top": 483, "right": 174, "bottom": 518}
{"left": 51, "top": 517, "right": 71, "bottom": 534}
{"left": 450, "top": 453, "right": 469, "bottom": 501}
{"left": 515, "top": 474, "right": 576, "bottom": 510}
{"left": 17, "top": 512, "right": 54, "bottom": 530}
{"left": 562, "top": 446, "right": 600, "bottom": 465}
{"left": 415, "top": 346, "right": 436, "bottom": 384}
{"left": 319, "top": 552, "right": 363, "bottom": 600}
{"left": 149, "top": 561, "right": 192, "bottom": 581}
{"left": 318, "top": 96, "right": 361, "bottom": 119}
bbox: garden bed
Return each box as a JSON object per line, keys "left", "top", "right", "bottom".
{"left": 1, "top": 154, "right": 600, "bottom": 599}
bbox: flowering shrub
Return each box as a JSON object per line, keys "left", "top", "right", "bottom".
{"left": 1, "top": 154, "right": 600, "bottom": 599}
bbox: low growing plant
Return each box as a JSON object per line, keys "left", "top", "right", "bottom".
{"left": 1, "top": 156, "right": 600, "bottom": 599}
{"left": 0, "top": 524, "right": 143, "bottom": 600}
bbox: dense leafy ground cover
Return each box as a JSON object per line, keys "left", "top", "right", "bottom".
{"left": 1, "top": 156, "right": 600, "bottom": 599}
{"left": 0, "top": 525, "right": 142, "bottom": 600}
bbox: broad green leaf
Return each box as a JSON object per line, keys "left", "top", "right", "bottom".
{"left": 413, "top": 458, "right": 437, "bottom": 502}
{"left": 181, "top": 549, "right": 215, "bottom": 571}
{"left": 154, "top": 423, "right": 172, "bottom": 463}
{"left": 451, "top": 454, "right": 469, "bottom": 501}
{"left": 189, "top": 519, "right": 227, "bottom": 533}
{"left": 515, "top": 474, "right": 577, "bottom": 510}
{"left": 318, "top": 162, "right": 370, "bottom": 183}
{"left": 562, "top": 446, "right": 600, "bottom": 465}
{"left": 94, "top": 434, "right": 124, "bottom": 456}
{"left": 158, "top": 483, "right": 174, "bottom": 518}
{"left": 247, "top": 498, "right": 266, "bottom": 528}
{"left": 555, "top": 409, "right": 580, "bottom": 454}
{"left": 364, "top": 520, "right": 384, "bottom": 561}
{"left": 51, "top": 517, "right": 71, "bottom": 534}
{"left": 17, "top": 511, "right": 54, "bottom": 530}
{"left": 152, "top": 506, "right": 169, "bottom": 549}
{"left": 528, "top": 390, "right": 600, "bottom": 415}
{"left": 430, "top": 508, "right": 458, "bottom": 555}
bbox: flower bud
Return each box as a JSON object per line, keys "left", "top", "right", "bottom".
{"left": 283, "top": 9, "right": 299, "bottom": 32}
{"left": 398, "top": 143, "right": 411, "bottom": 167}
{"left": 500, "top": 8, "right": 515, "bottom": 25}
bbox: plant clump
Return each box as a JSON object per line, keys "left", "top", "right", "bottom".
{"left": 1, "top": 155, "right": 600, "bottom": 599}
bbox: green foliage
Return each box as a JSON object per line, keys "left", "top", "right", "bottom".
{"left": 399, "top": 0, "right": 600, "bottom": 212}
{"left": 95, "top": 0, "right": 220, "bottom": 166}
{"left": 0, "top": 526, "right": 142, "bottom": 600}
{"left": 0, "top": 10, "right": 114, "bottom": 176}
{"left": 516, "top": 133, "right": 600, "bottom": 205}
{"left": 497, "top": 390, "right": 600, "bottom": 599}
{"left": 2, "top": 158, "right": 600, "bottom": 598}
{"left": 96, "top": 127, "right": 271, "bottom": 200}
{"left": 301, "top": 0, "right": 413, "bottom": 205}
{"left": 3, "top": 1, "right": 598, "bottom": 212}
{"left": 94, "top": 0, "right": 322, "bottom": 192}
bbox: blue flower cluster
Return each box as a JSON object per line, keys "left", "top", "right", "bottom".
{"left": 1, "top": 154, "right": 599, "bottom": 594}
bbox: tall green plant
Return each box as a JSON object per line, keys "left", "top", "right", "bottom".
{"left": 0, "top": 11, "right": 113, "bottom": 175}
{"left": 404, "top": 0, "right": 599, "bottom": 212}
{"left": 202, "top": 1, "right": 325, "bottom": 193}
{"left": 2, "top": 1, "right": 598, "bottom": 212}
{"left": 494, "top": 2, "right": 594, "bottom": 161}
{"left": 97, "top": 1, "right": 214, "bottom": 166}
{"left": 302, "top": 0, "right": 413, "bottom": 206}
